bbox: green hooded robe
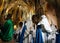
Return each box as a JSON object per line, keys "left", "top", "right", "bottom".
{"left": 1, "top": 19, "right": 14, "bottom": 42}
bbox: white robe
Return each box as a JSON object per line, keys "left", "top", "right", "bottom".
{"left": 16, "top": 23, "right": 28, "bottom": 43}
{"left": 25, "top": 20, "right": 36, "bottom": 43}
{"left": 48, "top": 24, "right": 57, "bottom": 43}
{"left": 16, "top": 25, "right": 23, "bottom": 42}
{"left": 21, "top": 20, "right": 33, "bottom": 43}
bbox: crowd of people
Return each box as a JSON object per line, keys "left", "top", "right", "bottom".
{"left": 0, "top": 13, "right": 60, "bottom": 43}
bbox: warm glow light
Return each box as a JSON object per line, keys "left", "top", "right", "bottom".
{"left": 14, "top": 25, "right": 17, "bottom": 30}
{"left": 0, "top": 0, "right": 4, "bottom": 11}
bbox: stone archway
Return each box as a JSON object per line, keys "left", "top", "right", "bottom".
{"left": 4, "top": 0, "right": 35, "bottom": 25}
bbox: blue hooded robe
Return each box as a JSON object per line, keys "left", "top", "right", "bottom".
{"left": 19, "top": 24, "right": 27, "bottom": 43}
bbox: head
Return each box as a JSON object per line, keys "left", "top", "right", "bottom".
{"left": 5, "top": 13, "right": 12, "bottom": 20}
{"left": 32, "top": 15, "right": 36, "bottom": 24}
{"left": 24, "top": 21, "right": 27, "bottom": 25}
{"left": 55, "top": 25, "right": 57, "bottom": 29}
{"left": 32, "top": 14, "right": 42, "bottom": 25}
{"left": 19, "top": 22, "right": 23, "bottom": 28}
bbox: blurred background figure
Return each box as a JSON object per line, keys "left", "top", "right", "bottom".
{"left": 19, "top": 21, "right": 27, "bottom": 43}
{"left": 32, "top": 15, "right": 43, "bottom": 43}
{"left": 16, "top": 21, "right": 27, "bottom": 43}
{"left": 1, "top": 13, "right": 14, "bottom": 43}
{"left": 15, "top": 22, "right": 23, "bottom": 42}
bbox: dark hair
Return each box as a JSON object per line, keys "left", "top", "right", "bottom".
{"left": 19, "top": 22, "right": 23, "bottom": 27}
{"left": 32, "top": 14, "right": 42, "bottom": 24}
{"left": 7, "top": 13, "right": 12, "bottom": 18}
{"left": 24, "top": 21, "right": 27, "bottom": 24}
{"left": 32, "top": 15, "right": 36, "bottom": 23}
{"left": 6, "top": 13, "right": 12, "bottom": 20}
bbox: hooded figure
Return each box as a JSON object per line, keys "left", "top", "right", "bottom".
{"left": 32, "top": 15, "right": 43, "bottom": 43}
{"left": 1, "top": 14, "right": 14, "bottom": 43}
{"left": 19, "top": 21, "right": 27, "bottom": 43}
{"left": 38, "top": 15, "right": 52, "bottom": 43}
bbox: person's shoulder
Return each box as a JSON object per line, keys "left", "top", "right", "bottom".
{"left": 7, "top": 19, "right": 13, "bottom": 25}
